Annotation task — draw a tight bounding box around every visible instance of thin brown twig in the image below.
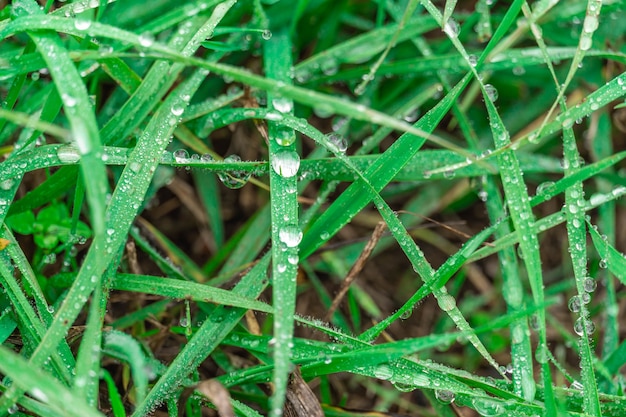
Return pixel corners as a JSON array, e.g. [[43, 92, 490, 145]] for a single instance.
[[324, 222, 386, 322]]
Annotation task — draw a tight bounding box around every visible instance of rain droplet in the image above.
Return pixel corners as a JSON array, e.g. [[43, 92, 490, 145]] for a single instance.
[[573, 317, 595, 336], [173, 149, 189, 163], [443, 18, 460, 38], [484, 84, 498, 102], [583, 278, 597, 293], [57, 145, 81, 163], [568, 296, 581, 313], [200, 153, 214, 163], [138, 32, 155, 47], [271, 150, 300, 178], [275, 127, 295, 147], [272, 97, 292, 113], [171, 105, 184, 116], [278, 224, 302, 248], [74, 18, 91, 31], [62, 93, 77, 107], [472, 397, 503, 416], [217, 155, 251, 189], [435, 389, 455, 404], [373, 364, 393, 380], [437, 294, 456, 312], [326, 133, 348, 153]]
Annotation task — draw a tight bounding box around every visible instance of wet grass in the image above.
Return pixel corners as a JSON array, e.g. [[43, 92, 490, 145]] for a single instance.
[[1, 0, 626, 416]]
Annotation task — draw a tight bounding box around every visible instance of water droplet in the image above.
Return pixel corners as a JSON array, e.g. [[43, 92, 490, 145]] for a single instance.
[[138, 32, 155, 47], [287, 254, 298, 265], [472, 397, 503, 416], [484, 84, 498, 102], [435, 389, 455, 404], [171, 105, 184, 116], [277, 263, 287, 273], [271, 150, 300, 178], [62, 93, 77, 107], [568, 296, 581, 313], [326, 133, 348, 153], [437, 294, 456, 312], [443, 18, 460, 38], [262, 29, 272, 40], [574, 317, 595, 336], [200, 153, 214, 163], [399, 308, 412, 320], [272, 97, 292, 113], [217, 155, 251, 189], [599, 259, 608, 269], [128, 162, 142, 173], [57, 145, 81, 163], [173, 149, 189, 163], [278, 224, 302, 248], [373, 364, 393, 380], [74, 18, 91, 31], [468, 54, 478, 67], [583, 278, 597, 293], [320, 59, 339, 75], [320, 231, 330, 240]]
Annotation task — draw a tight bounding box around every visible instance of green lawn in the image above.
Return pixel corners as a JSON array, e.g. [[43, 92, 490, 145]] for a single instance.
[[1, 0, 626, 416]]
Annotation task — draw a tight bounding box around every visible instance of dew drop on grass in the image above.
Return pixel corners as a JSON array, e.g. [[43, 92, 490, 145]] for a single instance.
[[173, 149, 189, 163], [583, 277, 597, 293], [271, 150, 300, 178], [320, 231, 330, 240], [171, 105, 184, 116], [568, 296, 581, 312], [472, 398, 503, 416], [327, 133, 348, 153], [437, 294, 456, 312], [262, 29, 272, 40], [443, 18, 460, 38], [275, 127, 295, 146], [138, 32, 155, 47], [62, 93, 77, 107], [373, 364, 393, 380], [484, 84, 498, 102], [468, 54, 478, 67], [200, 153, 213, 163], [277, 263, 287, 273], [74, 18, 91, 31], [129, 161, 142, 173], [435, 389, 455, 405], [57, 145, 81, 163], [573, 317, 595, 336], [278, 224, 302, 247], [272, 97, 292, 113], [320, 59, 339, 75]]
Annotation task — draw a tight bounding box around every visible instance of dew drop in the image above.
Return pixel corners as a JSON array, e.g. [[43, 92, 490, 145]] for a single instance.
[[278, 224, 302, 248], [568, 295, 581, 313], [573, 317, 595, 336], [373, 364, 393, 380], [443, 18, 460, 38], [271, 150, 300, 178], [217, 155, 251, 189], [62, 93, 77, 107], [74, 18, 91, 31], [583, 278, 597, 293], [171, 105, 184, 116], [262, 29, 272, 40], [57, 145, 81, 163], [472, 398, 503, 416], [435, 389, 455, 404], [326, 133, 348, 153], [173, 149, 189, 163], [138, 32, 155, 47], [484, 84, 498, 102], [437, 294, 456, 312], [272, 97, 292, 113]]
